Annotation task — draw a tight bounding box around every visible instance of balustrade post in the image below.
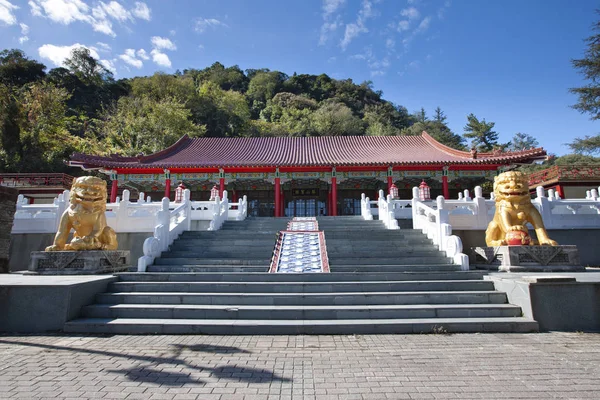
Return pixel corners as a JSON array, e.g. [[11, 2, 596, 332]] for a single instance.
[[184, 189, 192, 231], [591, 189, 599, 201], [534, 186, 552, 229], [411, 187, 420, 229], [158, 197, 171, 251], [473, 186, 487, 229]]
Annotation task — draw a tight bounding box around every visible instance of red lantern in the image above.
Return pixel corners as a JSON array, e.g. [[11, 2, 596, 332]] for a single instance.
[[210, 185, 219, 201], [419, 180, 431, 201], [389, 183, 399, 199], [174, 182, 186, 203]]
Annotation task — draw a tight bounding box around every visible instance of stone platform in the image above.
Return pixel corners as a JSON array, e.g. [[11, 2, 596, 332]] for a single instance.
[[470, 245, 585, 272], [29, 250, 130, 275]]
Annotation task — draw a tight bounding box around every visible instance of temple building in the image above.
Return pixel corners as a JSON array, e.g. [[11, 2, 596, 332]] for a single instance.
[[69, 132, 547, 217], [528, 164, 600, 199]]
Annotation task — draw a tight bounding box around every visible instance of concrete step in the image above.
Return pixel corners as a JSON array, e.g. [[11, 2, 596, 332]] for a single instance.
[[161, 252, 273, 259], [116, 271, 487, 282], [153, 258, 270, 265], [146, 265, 268, 273], [96, 290, 508, 306], [64, 317, 539, 334], [107, 280, 495, 294], [329, 257, 451, 265], [82, 303, 522, 320], [330, 264, 460, 272]]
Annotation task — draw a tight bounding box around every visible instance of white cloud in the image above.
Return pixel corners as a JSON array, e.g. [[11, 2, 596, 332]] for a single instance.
[[194, 17, 227, 33], [100, 58, 116, 74], [401, 7, 420, 20], [31, 0, 91, 25], [29, 0, 145, 37], [319, 18, 340, 46], [438, 0, 451, 19], [131, 1, 150, 20], [99, 1, 131, 22], [397, 20, 410, 31], [136, 49, 149, 60], [38, 43, 100, 67], [322, 0, 345, 18], [119, 48, 143, 68], [151, 36, 176, 50], [169, 29, 176, 36], [0, 0, 19, 25], [92, 18, 115, 36], [18, 22, 29, 43], [29, 0, 42, 17], [340, 0, 377, 50], [96, 42, 111, 52], [385, 38, 395, 50], [416, 16, 431, 33], [151, 49, 171, 68]]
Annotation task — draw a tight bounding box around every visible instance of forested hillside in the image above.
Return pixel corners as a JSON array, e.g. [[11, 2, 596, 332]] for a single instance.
[[6, 47, 593, 174], [0, 47, 473, 173]]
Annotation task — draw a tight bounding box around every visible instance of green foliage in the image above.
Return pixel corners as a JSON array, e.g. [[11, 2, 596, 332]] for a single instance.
[[463, 113, 499, 152], [554, 153, 600, 165], [508, 132, 540, 151], [311, 101, 364, 136], [567, 134, 600, 155], [98, 95, 204, 156], [570, 13, 600, 120], [0, 49, 46, 87]]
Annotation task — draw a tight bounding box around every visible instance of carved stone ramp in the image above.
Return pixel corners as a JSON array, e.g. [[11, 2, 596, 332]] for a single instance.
[[64, 216, 538, 334]]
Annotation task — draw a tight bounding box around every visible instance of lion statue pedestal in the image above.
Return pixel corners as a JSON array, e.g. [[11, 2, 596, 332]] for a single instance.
[[28, 176, 130, 275], [470, 171, 584, 273]]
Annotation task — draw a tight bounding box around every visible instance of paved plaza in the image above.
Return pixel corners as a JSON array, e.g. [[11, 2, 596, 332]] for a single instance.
[[0, 332, 598, 399]]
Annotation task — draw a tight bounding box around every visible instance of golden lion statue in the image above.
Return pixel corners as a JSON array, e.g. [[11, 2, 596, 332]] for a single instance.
[[46, 176, 118, 251], [485, 171, 557, 247]]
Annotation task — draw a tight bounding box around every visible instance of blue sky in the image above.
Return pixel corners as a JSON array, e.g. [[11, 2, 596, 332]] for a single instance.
[[0, 0, 598, 155]]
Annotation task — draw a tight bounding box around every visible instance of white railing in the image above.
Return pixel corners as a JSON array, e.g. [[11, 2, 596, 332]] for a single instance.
[[411, 188, 469, 270], [12, 191, 70, 234], [209, 191, 229, 231], [12, 189, 248, 235], [228, 195, 248, 221], [377, 190, 399, 229], [360, 193, 374, 220], [138, 190, 192, 272]]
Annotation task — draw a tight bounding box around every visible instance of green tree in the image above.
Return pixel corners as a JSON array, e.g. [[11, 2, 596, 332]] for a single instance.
[[311, 101, 364, 136], [508, 132, 540, 151], [197, 81, 250, 137], [567, 134, 600, 155], [570, 13, 600, 120], [99, 95, 204, 156], [463, 113, 499, 152], [0, 49, 46, 87], [64, 47, 112, 85]]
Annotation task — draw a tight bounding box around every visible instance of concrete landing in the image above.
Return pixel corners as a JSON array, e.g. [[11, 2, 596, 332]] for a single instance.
[[485, 270, 600, 332], [0, 273, 116, 333]]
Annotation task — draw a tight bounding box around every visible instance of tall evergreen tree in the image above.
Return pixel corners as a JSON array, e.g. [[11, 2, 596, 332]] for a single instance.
[[463, 113, 499, 152]]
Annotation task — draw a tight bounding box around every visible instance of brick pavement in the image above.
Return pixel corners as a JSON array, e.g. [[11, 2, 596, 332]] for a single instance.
[[0, 332, 598, 399]]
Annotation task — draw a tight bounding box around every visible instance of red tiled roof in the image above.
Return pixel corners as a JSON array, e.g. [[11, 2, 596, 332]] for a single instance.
[[70, 132, 547, 169]]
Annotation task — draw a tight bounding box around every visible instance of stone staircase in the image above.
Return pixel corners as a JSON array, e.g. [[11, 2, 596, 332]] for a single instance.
[[64, 216, 538, 334]]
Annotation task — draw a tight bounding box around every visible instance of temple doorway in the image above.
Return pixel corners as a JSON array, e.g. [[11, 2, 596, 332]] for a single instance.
[[283, 179, 329, 217]]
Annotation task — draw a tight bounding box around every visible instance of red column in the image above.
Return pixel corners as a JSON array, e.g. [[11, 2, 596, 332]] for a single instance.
[[442, 175, 450, 199], [110, 179, 118, 203], [219, 177, 225, 198], [327, 189, 332, 216], [274, 177, 281, 217], [280, 189, 285, 217], [232, 190, 238, 203], [164, 179, 171, 200], [387, 176, 393, 193], [556, 184, 564, 199], [331, 177, 338, 216]]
